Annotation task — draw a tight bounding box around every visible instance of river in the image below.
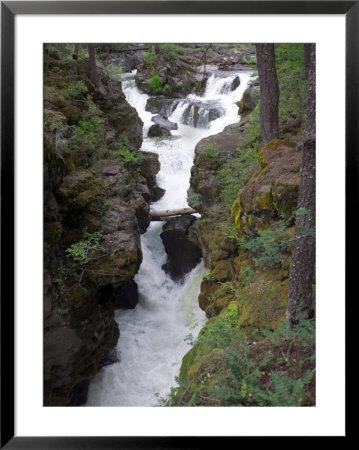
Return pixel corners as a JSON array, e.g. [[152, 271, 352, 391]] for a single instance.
[[86, 69, 252, 406]]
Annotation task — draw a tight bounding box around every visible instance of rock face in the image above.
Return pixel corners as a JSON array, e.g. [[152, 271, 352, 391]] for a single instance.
[[188, 118, 303, 322], [43, 53, 160, 406], [231, 139, 302, 234], [160, 216, 202, 282]]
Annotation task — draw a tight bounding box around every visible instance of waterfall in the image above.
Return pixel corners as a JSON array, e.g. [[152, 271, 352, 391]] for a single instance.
[[85, 68, 252, 406]]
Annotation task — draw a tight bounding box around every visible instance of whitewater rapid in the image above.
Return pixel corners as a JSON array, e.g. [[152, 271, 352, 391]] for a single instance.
[[86, 69, 252, 406]]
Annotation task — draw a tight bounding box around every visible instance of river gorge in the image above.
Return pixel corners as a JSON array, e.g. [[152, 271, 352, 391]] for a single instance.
[[86, 69, 252, 406]]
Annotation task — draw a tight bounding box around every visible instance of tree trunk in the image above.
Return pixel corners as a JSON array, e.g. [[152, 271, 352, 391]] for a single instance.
[[287, 44, 316, 329], [150, 207, 197, 221], [72, 44, 79, 60], [255, 44, 280, 144], [304, 44, 312, 79], [88, 44, 99, 88]]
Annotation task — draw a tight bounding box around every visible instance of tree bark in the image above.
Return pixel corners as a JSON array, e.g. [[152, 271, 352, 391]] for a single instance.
[[287, 44, 316, 329], [88, 44, 99, 88], [304, 44, 312, 80], [255, 44, 280, 144]]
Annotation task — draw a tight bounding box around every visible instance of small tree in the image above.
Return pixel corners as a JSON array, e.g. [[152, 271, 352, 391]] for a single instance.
[[255, 44, 280, 144]]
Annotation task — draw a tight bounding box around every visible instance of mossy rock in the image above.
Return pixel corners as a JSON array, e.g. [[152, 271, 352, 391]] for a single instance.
[[44, 87, 82, 124], [257, 149, 268, 168], [179, 345, 200, 382], [140, 152, 160, 178], [237, 279, 288, 336], [44, 221, 63, 243], [211, 260, 232, 282], [254, 184, 274, 211], [87, 231, 142, 286], [272, 181, 299, 218]]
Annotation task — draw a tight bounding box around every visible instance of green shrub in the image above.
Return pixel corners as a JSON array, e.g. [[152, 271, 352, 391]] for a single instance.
[[144, 45, 157, 66], [199, 143, 223, 169], [106, 63, 123, 81], [275, 44, 307, 121], [72, 115, 104, 148], [66, 80, 88, 99], [187, 187, 202, 209], [111, 136, 143, 165], [160, 43, 185, 60], [149, 71, 163, 93], [65, 230, 103, 265], [240, 220, 291, 268], [162, 84, 173, 96]]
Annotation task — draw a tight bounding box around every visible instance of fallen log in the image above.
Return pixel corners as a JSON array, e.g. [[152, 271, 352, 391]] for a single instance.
[[150, 207, 197, 221]]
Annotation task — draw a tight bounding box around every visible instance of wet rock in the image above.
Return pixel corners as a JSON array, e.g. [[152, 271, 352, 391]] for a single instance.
[[99, 348, 120, 369], [151, 114, 178, 131], [148, 123, 171, 138], [230, 76, 240, 91], [181, 100, 223, 128], [70, 380, 90, 406], [113, 280, 139, 309], [147, 176, 166, 202], [100, 281, 139, 310], [160, 215, 202, 282], [237, 86, 260, 116], [141, 152, 161, 177], [145, 97, 180, 116]]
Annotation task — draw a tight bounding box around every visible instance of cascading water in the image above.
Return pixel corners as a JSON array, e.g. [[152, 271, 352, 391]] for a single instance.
[[86, 69, 252, 406]]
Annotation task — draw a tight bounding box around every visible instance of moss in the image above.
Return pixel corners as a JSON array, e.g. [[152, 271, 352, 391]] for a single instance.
[[272, 181, 299, 218], [254, 185, 274, 211], [265, 138, 297, 151], [257, 166, 270, 177], [237, 279, 288, 337], [265, 139, 280, 150], [257, 149, 268, 168], [180, 345, 199, 382], [247, 214, 256, 229], [211, 260, 232, 282], [231, 198, 243, 232], [44, 134, 65, 169]]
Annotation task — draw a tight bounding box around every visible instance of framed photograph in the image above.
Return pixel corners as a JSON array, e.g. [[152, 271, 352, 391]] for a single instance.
[[1, 1, 352, 447]]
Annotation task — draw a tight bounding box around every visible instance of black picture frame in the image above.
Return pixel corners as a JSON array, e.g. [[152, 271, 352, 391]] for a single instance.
[[1, 1, 353, 447]]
